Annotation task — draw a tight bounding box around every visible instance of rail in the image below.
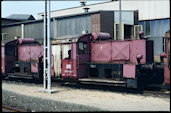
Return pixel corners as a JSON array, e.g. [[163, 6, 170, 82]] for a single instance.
[[2, 105, 27, 112]]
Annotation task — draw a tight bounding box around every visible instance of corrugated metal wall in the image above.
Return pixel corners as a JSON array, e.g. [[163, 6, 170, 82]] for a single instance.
[[56, 15, 91, 38], [1, 25, 21, 41], [24, 21, 44, 44], [100, 11, 114, 39], [139, 18, 170, 58], [114, 11, 134, 25], [91, 13, 101, 33], [91, 11, 114, 39], [2, 11, 135, 43]]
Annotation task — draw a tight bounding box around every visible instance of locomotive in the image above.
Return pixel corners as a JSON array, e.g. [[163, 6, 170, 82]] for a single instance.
[[59, 32, 164, 89], [163, 30, 170, 89], [1, 31, 169, 90], [2, 38, 44, 80]]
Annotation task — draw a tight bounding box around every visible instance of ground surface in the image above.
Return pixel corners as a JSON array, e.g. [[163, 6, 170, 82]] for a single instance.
[[2, 80, 170, 112]]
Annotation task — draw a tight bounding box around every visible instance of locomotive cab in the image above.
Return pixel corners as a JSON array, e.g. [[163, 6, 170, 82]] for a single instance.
[[5, 38, 43, 80], [60, 33, 92, 79], [163, 30, 170, 89]]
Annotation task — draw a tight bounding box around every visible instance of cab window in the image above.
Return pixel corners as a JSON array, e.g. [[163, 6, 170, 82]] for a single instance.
[[78, 41, 87, 54], [5, 45, 15, 56]]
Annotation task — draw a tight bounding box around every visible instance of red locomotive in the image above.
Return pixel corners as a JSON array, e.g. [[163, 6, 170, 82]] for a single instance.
[[2, 38, 44, 80], [2, 31, 169, 90], [59, 32, 164, 89], [163, 30, 170, 89]]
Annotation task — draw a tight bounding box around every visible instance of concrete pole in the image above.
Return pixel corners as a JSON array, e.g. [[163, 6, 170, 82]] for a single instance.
[[47, 0, 51, 90], [119, 0, 122, 40], [43, 0, 47, 89]]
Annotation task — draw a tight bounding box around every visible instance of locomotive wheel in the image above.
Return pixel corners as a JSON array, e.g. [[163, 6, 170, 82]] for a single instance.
[[2, 74, 7, 80], [33, 78, 43, 84], [137, 75, 144, 91], [33, 74, 43, 84]]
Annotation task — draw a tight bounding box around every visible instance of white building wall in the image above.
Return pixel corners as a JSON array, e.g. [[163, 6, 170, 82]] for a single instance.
[[37, 0, 170, 21]]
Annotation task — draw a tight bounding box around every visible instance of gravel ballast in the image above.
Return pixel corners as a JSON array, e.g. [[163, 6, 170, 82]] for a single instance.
[[2, 90, 102, 112], [2, 80, 170, 111]]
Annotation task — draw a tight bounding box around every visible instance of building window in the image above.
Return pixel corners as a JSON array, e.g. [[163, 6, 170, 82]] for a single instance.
[[114, 22, 124, 40], [78, 41, 87, 54], [145, 21, 151, 37], [115, 23, 119, 40], [134, 25, 143, 39], [2, 33, 7, 40], [124, 25, 134, 40], [163, 37, 166, 53]]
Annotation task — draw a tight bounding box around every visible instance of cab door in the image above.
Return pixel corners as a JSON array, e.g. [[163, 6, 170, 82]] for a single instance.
[[77, 36, 91, 78]]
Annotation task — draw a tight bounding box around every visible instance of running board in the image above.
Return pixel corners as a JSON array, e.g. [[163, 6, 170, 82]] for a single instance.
[[7, 73, 33, 79], [79, 78, 126, 86]]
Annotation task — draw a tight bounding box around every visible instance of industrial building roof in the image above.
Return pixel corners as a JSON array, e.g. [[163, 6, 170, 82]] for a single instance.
[[6, 14, 35, 21], [2, 10, 136, 27], [1, 10, 106, 27], [37, 0, 170, 21]]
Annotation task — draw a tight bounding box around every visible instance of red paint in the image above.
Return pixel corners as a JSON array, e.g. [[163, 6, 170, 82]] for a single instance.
[[61, 59, 77, 78], [129, 40, 146, 64], [91, 41, 111, 62], [112, 41, 130, 61], [1, 46, 5, 74], [18, 45, 43, 62], [31, 62, 38, 73], [71, 43, 77, 59], [92, 32, 111, 40], [77, 35, 91, 78], [164, 33, 170, 85], [18, 38, 35, 44], [91, 40, 147, 64], [123, 64, 136, 78], [61, 34, 91, 78], [164, 65, 170, 85]]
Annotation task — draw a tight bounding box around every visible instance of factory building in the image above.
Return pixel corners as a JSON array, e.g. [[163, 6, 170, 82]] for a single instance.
[[1, 0, 170, 61], [1, 10, 138, 43]]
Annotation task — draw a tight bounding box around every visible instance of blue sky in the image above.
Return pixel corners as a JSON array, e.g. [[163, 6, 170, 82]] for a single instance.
[[2, 1, 107, 19]]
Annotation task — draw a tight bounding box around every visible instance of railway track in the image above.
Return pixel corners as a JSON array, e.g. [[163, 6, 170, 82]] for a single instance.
[[143, 87, 170, 97], [2, 105, 27, 112], [143, 90, 170, 96], [2, 78, 170, 98], [51, 80, 170, 97]]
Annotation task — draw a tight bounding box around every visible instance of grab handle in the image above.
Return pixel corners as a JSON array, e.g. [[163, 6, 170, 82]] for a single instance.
[[77, 55, 79, 68]]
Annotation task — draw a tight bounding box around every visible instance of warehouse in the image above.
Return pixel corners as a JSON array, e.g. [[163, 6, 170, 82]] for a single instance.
[[1, 10, 138, 43]]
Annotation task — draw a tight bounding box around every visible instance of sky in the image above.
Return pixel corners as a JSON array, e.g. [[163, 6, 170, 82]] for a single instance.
[[1, 0, 108, 19]]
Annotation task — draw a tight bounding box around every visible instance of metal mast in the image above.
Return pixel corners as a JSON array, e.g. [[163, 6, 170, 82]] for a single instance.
[[47, 0, 51, 90], [119, 0, 122, 40], [43, 0, 47, 90], [41, 0, 56, 93]]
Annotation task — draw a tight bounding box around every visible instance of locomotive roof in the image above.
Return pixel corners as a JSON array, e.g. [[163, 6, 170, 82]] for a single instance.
[[5, 38, 41, 46], [51, 33, 91, 44]]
